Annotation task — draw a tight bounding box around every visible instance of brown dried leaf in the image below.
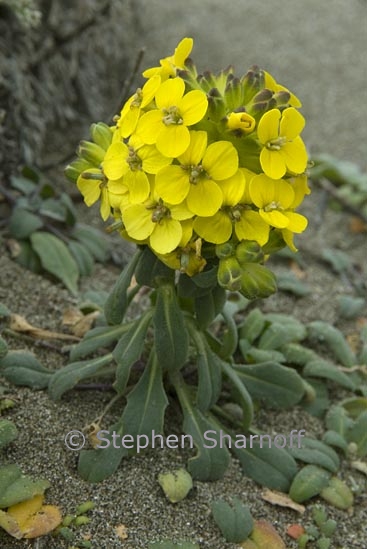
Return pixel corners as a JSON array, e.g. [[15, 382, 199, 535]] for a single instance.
[[290, 261, 307, 279], [71, 311, 100, 338], [0, 509, 23, 539], [62, 307, 84, 326], [2, 495, 62, 539], [261, 489, 305, 514], [350, 460, 367, 476], [286, 523, 305, 540], [9, 314, 79, 341], [349, 217, 367, 234], [115, 523, 128, 540]]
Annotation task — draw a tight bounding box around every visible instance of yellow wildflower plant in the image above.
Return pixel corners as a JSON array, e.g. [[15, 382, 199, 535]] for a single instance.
[[69, 36, 310, 290]]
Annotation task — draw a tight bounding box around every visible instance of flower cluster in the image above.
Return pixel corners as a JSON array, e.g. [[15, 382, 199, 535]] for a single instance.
[[66, 38, 310, 296]]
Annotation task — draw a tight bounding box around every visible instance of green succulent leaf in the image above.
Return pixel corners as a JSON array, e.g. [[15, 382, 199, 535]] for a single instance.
[[238, 308, 266, 344], [287, 437, 340, 473], [0, 420, 18, 450], [0, 351, 52, 389], [307, 321, 356, 367], [346, 410, 367, 457], [289, 465, 331, 503], [30, 231, 79, 294], [71, 224, 110, 262], [9, 208, 43, 239], [68, 240, 95, 277], [70, 323, 132, 361], [303, 359, 356, 390], [0, 465, 50, 508], [211, 497, 253, 543]]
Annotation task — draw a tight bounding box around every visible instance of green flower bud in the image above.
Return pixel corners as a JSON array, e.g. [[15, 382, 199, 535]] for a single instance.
[[217, 257, 242, 291], [90, 122, 113, 151], [224, 76, 245, 111], [76, 500, 95, 515], [64, 157, 92, 182], [235, 240, 264, 265], [248, 88, 277, 113], [239, 263, 277, 299], [274, 90, 291, 106], [78, 140, 106, 167], [241, 65, 265, 105], [215, 242, 235, 259], [261, 229, 286, 254], [207, 87, 226, 120]]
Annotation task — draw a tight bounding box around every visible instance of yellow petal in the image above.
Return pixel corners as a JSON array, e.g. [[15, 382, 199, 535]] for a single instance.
[[155, 77, 185, 109], [77, 172, 101, 206], [123, 170, 150, 204], [279, 107, 305, 139], [156, 124, 190, 157], [178, 131, 207, 166], [173, 37, 194, 67], [102, 142, 129, 180], [220, 170, 246, 206], [284, 211, 308, 233], [257, 109, 281, 144], [282, 228, 298, 251], [260, 147, 287, 179], [193, 212, 232, 244], [150, 218, 182, 254], [100, 188, 111, 221], [136, 110, 163, 144], [179, 219, 193, 246], [235, 210, 270, 246], [260, 209, 289, 228], [202, 141, 238, 180], [289, 174, 311, 208], [281, 137, 308, 174], [186, 179, 223, 216], [179, 90, 208, 126], [155, 165, 190, 204], [141, 75, 162, 107], [140, 145, 173, 174], [169, 202, 194, 221], [249, 174, 277, 208], [123, 204, 155, 240]]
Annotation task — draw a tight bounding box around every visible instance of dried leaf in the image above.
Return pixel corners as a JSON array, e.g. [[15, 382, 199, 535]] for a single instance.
[[9, 314, 79, 341], [286, 524, 305, 540], [62, 308, 84, 326], [240, 520, 286, 548], [0, 495, 62, 539], [350, 460, 367, 476], [290, 261, 307, 279], [261, 489, 305, 514], [349, 217, 367, 234], [115, 523, 128, 540]]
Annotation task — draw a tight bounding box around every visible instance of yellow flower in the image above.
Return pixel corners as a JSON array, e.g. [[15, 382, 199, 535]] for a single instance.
[[77, 168, 123, 221], [155, 131, 241, 216], [143, 37, 193, 80], [102, 137, 171, 204], [264, 71, 302, 108], [227, 111, 256, 134], [122, 196, 193, 255], [136, 78, 208, 157], [249, 173, 308, 233], [117, 75, 161, 138], [257, 107, 308, 179]]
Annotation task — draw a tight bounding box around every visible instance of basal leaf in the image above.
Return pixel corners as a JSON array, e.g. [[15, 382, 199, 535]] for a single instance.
[[71, 224, 110, 262], [307, 321, 356, 367], [153, 283, 189, 371], [303, 359, 355, 390], [0, 351, 52, 389], [70, 323, 132, 361], [113, 312, 152, 394], [0, 473, 49, 509], [0, 420, 18, 450], [234, 362, 305, 408], [9, 208, 43, 239], [30, 232, 79, 294], [289, 465, 331, 503], [68, 241, 94, 277]]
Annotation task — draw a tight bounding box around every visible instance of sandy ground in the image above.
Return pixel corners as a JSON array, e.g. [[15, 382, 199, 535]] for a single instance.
[[1, 0, 367, 548]]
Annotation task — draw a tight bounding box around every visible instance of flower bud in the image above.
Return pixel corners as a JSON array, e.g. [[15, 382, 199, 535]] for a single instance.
[[215, 242, 235, 259], [78, 140, 106, 167], [225, 76, 245, 111], [90, 122, 113, 151], [241, 65, 265, 104], [217, 257, 242, 291], [64, 157, 92, 182], [226, 111, 256, 135], [239, 263, 277, 299], [235, 240, 264, 265]]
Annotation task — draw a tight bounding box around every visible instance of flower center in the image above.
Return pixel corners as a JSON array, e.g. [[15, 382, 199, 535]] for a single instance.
[[126, 147, 142, 171], [162, 106, 183, 126], [266, 136, 287, 151], [264, 200, 282, 212], [150, 200, 171, 223]]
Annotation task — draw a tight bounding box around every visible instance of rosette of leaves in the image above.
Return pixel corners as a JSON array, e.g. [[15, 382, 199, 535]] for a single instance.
[[5, 166, 111, 294]]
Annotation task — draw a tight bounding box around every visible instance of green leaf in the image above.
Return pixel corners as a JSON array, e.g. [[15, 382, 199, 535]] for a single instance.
[[341, 397, 367, 419], [233, 442, 298, 492], [10, 175, 37, 194], [68, 241, 94, 277], [337, 296, 366, 319], [0, 419, 18, 450], [9, 208, 43, 239], [263, 314, 307, 340], [320, 477, 354, 510], [78, 419, 127, 482], [325, 405, 354, 436], [72, 224, 110, 262], [0, 304, 10, 318], [276, 273, 311, 297], [259, 321, 306, 350], [234, 362, 305, 408], [39, 197, 67, 222], [113, 312, 152, 394], [191, 265, 218, 288], [135, 246, 174, 287], [30, 231, 79, 294], [104, 249, 142, 325], [239, 308, 266, 343], [322, 430, 348, 453], [194, 285, 226, 329], [241, 346, 285, 364], [220, 361, 254, 431], [280, 343, 318, 366], [0, 465, 50, 508], [303, 359, 356, 390], [153, 283, 189, 371], [14, 241, 42, 273], [301, 380, 330, 418], [178, 274, 213, 298], [289, 465, 331, 503], [195, 339, 222, 412], [0, 336, 8, 359], [70, 323, 131, 361], [48, 354, 113, 400], [287, 437, 340, 473], [122, 353, 168, 443], [0, 351, 52, 389], [307, 321, 356, 367], [346, 410, 367, 457], [321, 248, 352, 274], [211, 498, 253, 543]]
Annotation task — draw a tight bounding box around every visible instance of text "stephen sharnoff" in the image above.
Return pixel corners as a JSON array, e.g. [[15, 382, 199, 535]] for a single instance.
[[95, 429, 306, 453]]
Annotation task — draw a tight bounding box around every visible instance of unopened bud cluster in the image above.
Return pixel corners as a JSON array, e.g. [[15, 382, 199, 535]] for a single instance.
[[66, 38, 310, 298]]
